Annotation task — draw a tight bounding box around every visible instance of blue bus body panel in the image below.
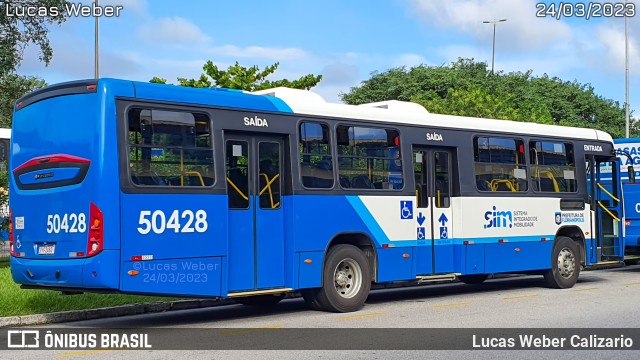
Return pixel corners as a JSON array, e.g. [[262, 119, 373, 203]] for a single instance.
[[227, 198, 254, 292], [255, 199, 285, 289], [377, 247, 413, 282], [622, 184, 640, 250], [10, 79, 135, 289], [120, 257, 223, 297], [614, 138, 640, 253], [465, 245, 485, 274], [118, 194, 227, 295], [10, 93, 102, 260], [484, 241, 553, 273], [415, 246, 433, 275]]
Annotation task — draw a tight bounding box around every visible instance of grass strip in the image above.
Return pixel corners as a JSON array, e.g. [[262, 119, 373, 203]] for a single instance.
[[0, 266, 178, 317]]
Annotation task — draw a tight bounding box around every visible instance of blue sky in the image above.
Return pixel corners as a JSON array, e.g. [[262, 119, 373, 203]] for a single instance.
[[17, 0, 640, 114]]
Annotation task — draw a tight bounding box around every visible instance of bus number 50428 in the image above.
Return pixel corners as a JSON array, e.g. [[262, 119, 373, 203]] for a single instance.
[[46, 213, 87, 234], [137, 210, 208, 235]]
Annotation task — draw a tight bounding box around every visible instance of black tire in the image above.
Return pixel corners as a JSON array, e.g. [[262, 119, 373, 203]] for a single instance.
[[458, 274, 489, 284], [301, 289, 323, 311], [235, 294, 284, 307], [305, 244, 372, 313], [544, 236, 580, 289]]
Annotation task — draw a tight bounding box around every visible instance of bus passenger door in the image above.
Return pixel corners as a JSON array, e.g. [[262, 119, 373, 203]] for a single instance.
[[225, 134, 286, 292], [413, 147, 455, 274], [590, 156, 625, 262]]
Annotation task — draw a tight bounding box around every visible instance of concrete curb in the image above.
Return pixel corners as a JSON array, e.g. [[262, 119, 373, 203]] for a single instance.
[[0, 299, 235, 328]]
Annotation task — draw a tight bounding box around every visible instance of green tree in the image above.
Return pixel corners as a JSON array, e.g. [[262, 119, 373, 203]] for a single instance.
[[341, 58, 634, 138], [0, 0, 71, 76], [0, 1, 70, 232], [0, 74, 46, 127], [152, 61, 322, 91]]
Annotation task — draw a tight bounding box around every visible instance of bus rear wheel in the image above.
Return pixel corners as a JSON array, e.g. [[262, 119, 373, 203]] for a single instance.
[[544, 236, 580, 289], [458, 274, 488, 284], [235, 294, 284, 307], [304, 244, 371, 313]]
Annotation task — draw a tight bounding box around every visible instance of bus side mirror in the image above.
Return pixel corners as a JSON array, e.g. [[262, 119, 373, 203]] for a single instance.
[[628, 166, 636, 183]]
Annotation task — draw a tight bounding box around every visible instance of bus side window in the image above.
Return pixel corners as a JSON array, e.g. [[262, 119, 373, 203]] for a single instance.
[[473, 137, 527, 192], [299, 122, 334, 189], [336, 125, 403, 190], [127, 109, 214, 188], [529, 141, 576, 193]]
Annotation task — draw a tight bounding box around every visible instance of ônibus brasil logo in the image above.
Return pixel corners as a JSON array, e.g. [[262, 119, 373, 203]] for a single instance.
[[484, 206, 513, 229]]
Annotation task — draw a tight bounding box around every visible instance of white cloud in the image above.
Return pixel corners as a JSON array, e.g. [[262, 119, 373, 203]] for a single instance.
[[393, 53, 428, 68], [408, 0, 572, 52], [19, 40, 140, 79], [595, 26, 640, 74], [137, 17, 211, 45], [208, 45, 308, 60], [320, 62, 360, 86]]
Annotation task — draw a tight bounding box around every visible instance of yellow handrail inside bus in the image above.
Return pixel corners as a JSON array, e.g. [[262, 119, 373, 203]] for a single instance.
[[185, 171, 205, 186], [259, 173, 281, 209], [597, 183, 620, 202], [598, 201, 620, 221], [490, 179, 516, 192], [226, 178, 248, 201], [538, 170, 559, 192]]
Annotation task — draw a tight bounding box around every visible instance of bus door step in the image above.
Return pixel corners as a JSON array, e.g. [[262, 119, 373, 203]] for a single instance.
[[416, 274, 457, 284]]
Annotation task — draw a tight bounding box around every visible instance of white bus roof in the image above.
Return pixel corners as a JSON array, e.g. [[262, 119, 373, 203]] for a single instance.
[[252, 88, 612, 142]]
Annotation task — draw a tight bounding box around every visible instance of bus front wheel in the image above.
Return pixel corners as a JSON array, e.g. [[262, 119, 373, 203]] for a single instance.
[[544, 236, 580, 289], [304, 244, 371, 313]]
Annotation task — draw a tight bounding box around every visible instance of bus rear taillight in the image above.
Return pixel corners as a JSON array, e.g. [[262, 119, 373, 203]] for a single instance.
[[8, 208, 14, 256], [87, 202, 104, 257]]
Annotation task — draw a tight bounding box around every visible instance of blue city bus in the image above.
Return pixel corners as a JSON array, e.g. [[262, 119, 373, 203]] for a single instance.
[[613, 138, 640, 259], [9, 79, 626, 312]]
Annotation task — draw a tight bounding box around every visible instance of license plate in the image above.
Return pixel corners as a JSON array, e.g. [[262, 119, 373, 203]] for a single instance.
[[38, 244, 55, 255]]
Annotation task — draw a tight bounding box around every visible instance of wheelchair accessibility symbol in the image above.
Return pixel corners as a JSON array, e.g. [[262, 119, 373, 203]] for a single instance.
[[440, 227, 448, 239], [400, 201, 413, 220], [417, 227, 426, 240]]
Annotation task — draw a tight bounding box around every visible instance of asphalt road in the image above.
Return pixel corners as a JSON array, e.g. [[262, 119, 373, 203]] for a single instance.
[[4, 265, 640, 359]]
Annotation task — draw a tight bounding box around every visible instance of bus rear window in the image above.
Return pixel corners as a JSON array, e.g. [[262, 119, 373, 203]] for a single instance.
[[128, 109, 214, 187]]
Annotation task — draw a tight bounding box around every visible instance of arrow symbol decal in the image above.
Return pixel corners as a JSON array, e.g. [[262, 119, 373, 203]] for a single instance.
[[417, 212, 426, 226], [438, 213, 448, 226]]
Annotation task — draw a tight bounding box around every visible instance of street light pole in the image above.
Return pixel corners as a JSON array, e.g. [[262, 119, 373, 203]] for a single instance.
[[94, 0, 100, 79], [625, 4, 630, 138], [483, 19, 507, 75]]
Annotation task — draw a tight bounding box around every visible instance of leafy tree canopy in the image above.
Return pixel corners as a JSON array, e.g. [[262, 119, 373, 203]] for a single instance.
[[151, 61, 322, 91], [0, 74, 46, 127], [0, 0, 71, 76], [341, 58, 634, 138]]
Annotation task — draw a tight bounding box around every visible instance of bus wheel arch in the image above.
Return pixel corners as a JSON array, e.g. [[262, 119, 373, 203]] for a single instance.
[[302, 233, 376, 312], [555, 226, 586, 266], [324, 232, 377, 283]]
